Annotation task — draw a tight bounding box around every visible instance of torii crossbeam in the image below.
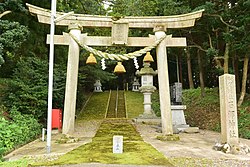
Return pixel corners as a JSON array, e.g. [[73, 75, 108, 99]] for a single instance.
[[26, 3, 204, 136]]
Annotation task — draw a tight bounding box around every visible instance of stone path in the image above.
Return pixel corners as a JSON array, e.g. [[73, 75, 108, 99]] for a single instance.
[[135, 123, 250, 166], [3, 119, 250, 167]]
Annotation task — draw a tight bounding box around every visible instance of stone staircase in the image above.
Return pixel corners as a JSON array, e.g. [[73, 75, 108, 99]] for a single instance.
[[106, 90, 126, 118]]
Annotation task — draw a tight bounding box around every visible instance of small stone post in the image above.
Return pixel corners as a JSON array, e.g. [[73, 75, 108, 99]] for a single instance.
[[62, 24, 81, 134], [219, 74, 239, 145]]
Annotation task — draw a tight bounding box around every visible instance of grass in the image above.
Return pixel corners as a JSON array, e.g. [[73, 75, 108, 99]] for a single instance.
[[77, 91, 110, 120], [125, 91, 144, 118], [33, 119, 173, 166], [0, 158, 32, 167]]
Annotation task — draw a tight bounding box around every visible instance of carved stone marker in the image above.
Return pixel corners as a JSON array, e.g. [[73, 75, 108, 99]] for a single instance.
[[170, 82, 182, 105], [113, 135, 123, 153], [219, 74, 239, 145]]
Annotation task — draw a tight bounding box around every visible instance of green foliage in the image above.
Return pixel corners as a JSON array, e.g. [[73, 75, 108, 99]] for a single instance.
[[152, 91, 160, 117], [0, 107, 41, 160], [0, 0, 26, 13], [57, 0, 106, 14], [238, 97, 250, 139], [182, 88, 250, 139], [0, 158, 31, 167], [125, 91, 144, 118], [0, 20, 29, 66], [2, 57, 66, 120], [78, 63, 116, 91], [206, 48, 218, 57], [183, 87, 220, 106], [156, 0, 191, 15], [238, 109, 250, 139]]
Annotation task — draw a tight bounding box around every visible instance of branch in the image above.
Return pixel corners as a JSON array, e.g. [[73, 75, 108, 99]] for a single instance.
[[0, 11, 11, 18], [188, 41, 207, 52], [208, 33, 213, 49], [205, 13, 238, 30]]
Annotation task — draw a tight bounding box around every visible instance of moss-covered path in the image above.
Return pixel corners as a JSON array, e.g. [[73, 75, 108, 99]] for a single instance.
[[36, 119, 173, 166]]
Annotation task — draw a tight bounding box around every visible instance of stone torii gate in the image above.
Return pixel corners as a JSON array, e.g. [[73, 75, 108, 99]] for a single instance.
[[27, 3, 204, 135]]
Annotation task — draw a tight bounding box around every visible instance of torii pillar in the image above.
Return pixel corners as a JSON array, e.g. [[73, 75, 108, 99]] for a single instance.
[[155, 26, 173, 135], [62, 24, 81, 134]]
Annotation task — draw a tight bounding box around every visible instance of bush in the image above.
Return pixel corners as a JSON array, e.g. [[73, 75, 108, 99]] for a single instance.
[[0, 107, 41, 160], [2, 57, 66, 120], [238, 109, 250, 139]]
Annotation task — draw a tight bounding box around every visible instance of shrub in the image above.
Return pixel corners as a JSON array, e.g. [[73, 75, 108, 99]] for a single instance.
[[0, 107, 41, 160], [2, 57, 66, 120]]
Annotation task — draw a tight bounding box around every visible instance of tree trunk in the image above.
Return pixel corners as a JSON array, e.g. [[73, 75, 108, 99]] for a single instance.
[[223, 27, 230, 74], [178, 53, 183, 84], [186, 48, 194, 89], [232, 53, 240, 93], [237, 56, 249, 107], [197, 49, 205, 97], [223, 43, 230, 74]]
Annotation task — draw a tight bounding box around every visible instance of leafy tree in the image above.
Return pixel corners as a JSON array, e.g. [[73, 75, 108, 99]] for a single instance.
[[0, 0, 29, 66], [57, 0, 106, 14], [2, 57, 66, 120]]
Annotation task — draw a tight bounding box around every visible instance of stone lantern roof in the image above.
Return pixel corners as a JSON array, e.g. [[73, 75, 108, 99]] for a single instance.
[[136, 62, 157, 76]]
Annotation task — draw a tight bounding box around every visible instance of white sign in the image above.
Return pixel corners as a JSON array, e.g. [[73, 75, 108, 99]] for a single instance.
[[113, 135, 123, 153]]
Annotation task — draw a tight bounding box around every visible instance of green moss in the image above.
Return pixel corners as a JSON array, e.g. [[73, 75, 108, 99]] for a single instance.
[[55, 134, 79, 144], [125, 91, 144, 118], [0, 158, 33, 167], [33, 119, 173, 166], [78, 92, 109, 120]]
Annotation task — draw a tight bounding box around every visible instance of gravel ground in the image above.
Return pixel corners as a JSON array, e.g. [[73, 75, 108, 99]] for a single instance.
[[134, 122, 250, 167]]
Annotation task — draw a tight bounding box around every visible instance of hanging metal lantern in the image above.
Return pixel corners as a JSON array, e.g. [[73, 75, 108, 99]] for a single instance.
[[143, 52, 154, 63], [114, 62, 126, 73], [86, 53, 97, 64]]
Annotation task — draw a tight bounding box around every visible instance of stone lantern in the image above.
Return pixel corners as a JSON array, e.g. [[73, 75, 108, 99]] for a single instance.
[[136, 52, 157, 117], [132, 77, 140, 91], [93, 80, 103, 92]]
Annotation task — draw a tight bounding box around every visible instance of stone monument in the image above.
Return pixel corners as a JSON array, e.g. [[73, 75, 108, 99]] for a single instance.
[[170, 82, 182, 105], [170, 82, 189, 132], [219, 74, 239, 145]]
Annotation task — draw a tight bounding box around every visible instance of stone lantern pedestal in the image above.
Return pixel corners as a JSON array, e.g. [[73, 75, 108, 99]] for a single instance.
[[139, 86, 156, 117]]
